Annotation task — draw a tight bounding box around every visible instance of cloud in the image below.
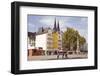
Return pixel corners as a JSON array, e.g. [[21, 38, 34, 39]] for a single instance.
[[39, 16, 68, 30], [28, 23, 37, 32], [39, 16, 55, 28]]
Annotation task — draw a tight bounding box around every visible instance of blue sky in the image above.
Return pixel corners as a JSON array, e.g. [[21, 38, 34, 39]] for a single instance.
[[28, 15, 88, 42]]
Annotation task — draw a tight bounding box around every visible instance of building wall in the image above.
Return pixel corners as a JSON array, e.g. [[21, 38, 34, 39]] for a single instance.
[[29, 29, 62, 52], [52, 32, 62, 50], [52, 32, 59, 49], [47, 30, 53, 50], [36, 33, 47, 50], [58, 33, 62, 49], [80, 43, 88, 51], [28, 37, 35, 49]]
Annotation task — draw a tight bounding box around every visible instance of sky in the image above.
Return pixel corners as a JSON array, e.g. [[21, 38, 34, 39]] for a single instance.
[[27, 15, 88, 42]]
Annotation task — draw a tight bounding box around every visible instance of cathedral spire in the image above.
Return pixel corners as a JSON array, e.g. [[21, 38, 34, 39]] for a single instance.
[[57, 20, 60, 31], [53, 18, 57, 32]]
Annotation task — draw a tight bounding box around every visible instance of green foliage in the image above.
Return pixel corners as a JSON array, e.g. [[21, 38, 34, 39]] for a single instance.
[[62, 27, 86, 50]]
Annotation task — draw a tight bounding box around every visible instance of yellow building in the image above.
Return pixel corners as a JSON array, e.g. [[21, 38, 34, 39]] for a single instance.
[[52, 32, 59, 49], [52, 19, 62, 50]]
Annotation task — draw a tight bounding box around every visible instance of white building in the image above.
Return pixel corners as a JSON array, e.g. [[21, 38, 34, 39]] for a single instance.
[[35, 28, 53, 55], [36, 33, 47, 50]]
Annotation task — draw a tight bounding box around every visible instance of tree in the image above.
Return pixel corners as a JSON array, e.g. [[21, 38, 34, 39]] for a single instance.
[[62, 27, 86, 51]]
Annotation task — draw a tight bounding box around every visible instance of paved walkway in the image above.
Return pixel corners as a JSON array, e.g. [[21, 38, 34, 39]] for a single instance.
[[28, 53, 87, 61]]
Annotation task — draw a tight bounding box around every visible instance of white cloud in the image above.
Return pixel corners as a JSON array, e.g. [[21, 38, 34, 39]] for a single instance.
[[28, 23, 37, 32], [39, 16, 55, 28], [39, 16, 70, 29]]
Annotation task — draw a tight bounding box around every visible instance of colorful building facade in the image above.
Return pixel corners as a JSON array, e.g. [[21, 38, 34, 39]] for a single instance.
[[28, 19, 62, 55]]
